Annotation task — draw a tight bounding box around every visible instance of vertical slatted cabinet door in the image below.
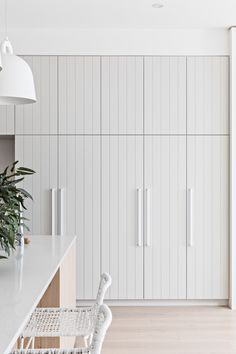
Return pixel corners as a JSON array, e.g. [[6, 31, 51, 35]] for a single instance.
[[101, 57, 143, 134], [187, 136, 229, 299], [58, 136, 101, 300], [101, 136, 143, 299], [15, 56, 58, 134], [58, 57, 100, 134], [144, 136, 186, 299], [15, 136, 58, 235], [187, 57, 229, 134], [144, 57, 186, 134], [0, 106, 14, 134]]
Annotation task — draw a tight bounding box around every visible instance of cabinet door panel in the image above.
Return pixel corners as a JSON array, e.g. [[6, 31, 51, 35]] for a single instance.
[[101, 136, 143, 299], [15, 56, 58, 134], [187, 136, 229, 299], [15, 135, 58, 235], [144, 136, 186, 299], [59, 57, 100, 134], [144, 57, 186, 134], [0, 106, 14, 135], [187, 57, 229, 134], [101, 57, 143, 134], [58, 136, 101, 300]]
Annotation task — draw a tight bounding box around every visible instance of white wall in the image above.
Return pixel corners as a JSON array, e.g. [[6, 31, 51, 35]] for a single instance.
[[0, 28, 229, 56], [0, 137, 14, 173]]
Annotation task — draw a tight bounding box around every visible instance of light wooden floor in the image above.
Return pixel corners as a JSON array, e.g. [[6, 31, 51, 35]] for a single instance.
[[101, 307, 236, 354]]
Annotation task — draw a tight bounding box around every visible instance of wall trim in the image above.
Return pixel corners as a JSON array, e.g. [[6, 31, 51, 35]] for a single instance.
[[77, 300, 229, 307]]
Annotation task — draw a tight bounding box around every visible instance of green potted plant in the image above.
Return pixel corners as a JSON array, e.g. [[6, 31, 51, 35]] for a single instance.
[[0, 161, 35, 259]]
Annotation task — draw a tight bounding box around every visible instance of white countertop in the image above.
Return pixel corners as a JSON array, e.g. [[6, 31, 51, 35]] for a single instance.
[[0, 235, 76, 354]]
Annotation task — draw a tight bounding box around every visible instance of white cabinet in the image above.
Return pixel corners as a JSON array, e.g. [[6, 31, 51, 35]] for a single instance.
[[15, 56, 58, 135], [101, 57, 143, 134], [101, 136, 144, 299], [144, 57, 186, 134], [59, 57, 100, 134], [0, 106, 14, 135], [187, 57, 229, 134], [58, 136, 101, 300], [15, 135, 58, 234], [144, 136, 186, 299], [187, 136, 229, 299]]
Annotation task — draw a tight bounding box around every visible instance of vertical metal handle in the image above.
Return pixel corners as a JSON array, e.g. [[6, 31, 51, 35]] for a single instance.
[[51, 189, 56, 236], [137, 188, 142, 247], [58, 188, 64, 236], [187, 188, 193, 247], [145, 188, 151, 247]]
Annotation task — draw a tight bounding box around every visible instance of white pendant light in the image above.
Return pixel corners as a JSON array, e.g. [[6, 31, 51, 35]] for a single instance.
[[0, 0, 36, 105], [0, 38, 36, 104]]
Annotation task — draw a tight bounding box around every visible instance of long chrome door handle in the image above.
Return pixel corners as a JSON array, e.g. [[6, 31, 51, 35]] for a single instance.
[[145, 188, 151, 247], [137, 188, 143, 247], [51, 188, 56, 235], [187, 188, 193, 247]]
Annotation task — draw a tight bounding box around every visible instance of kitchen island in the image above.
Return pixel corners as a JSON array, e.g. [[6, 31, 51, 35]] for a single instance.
[[0, 235, 76, 354]]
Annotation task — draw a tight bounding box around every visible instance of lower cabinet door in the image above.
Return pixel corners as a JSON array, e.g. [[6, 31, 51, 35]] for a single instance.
[[15, 135, 58, 235], [101, 136, 144, 299], [58, 136, 101, 300], [187, 136, 229, 299], [144, 136, 187, 299]]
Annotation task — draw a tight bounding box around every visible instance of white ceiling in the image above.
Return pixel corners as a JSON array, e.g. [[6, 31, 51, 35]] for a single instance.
[[3, 0, 236, 29]]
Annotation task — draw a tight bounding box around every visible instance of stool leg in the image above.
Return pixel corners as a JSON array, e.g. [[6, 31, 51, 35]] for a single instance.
[[84, 336, 89, 347], [20, 336, 24, 349]]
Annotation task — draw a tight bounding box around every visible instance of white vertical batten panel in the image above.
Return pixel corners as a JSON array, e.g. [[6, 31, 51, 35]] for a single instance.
[[144, 57, 186, 134], [101, 57, 143, 134], [58, 136, 101, 300], [144, 136, 186, 299], [187, 136, 229, 299], [101, 136, 143, 299], [0, 106, 14, 135], [15, 56, 58, 135], [230, 28, 236, 309], [15, 135, 58, 235], [187, 56, 229, 134], [58, 57, 100, 134]]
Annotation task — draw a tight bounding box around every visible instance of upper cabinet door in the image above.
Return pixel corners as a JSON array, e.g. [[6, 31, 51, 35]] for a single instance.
[[144, 57, 186, 135], [0, 106, 14, 135], [15, 56, 58, 135], [15, 135, 58, 235], [101, 136, 144, 299], [144, 136, 187, 299], [187, 57, 229, 134], [58, 57, 100, 134], [101, 57, 143, 134], [187, 136, 229, 299]]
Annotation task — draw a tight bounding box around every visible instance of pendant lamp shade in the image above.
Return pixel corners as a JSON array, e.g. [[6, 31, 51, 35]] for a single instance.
[[0, 39, 36, 105]]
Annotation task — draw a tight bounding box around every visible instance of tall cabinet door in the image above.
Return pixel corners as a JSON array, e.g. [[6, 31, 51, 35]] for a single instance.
[[187, 136, 229, 299], [15, 135, 58, 235], [144, 136, 187, 299], [15, 57, 58, 135], [58, 136, 101, 300], [101, 136, 143, 299]]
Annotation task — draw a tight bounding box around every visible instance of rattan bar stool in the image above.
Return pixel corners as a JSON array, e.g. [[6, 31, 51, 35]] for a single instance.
[[11, 304, 112, 354], [20, 273, 112, 350]]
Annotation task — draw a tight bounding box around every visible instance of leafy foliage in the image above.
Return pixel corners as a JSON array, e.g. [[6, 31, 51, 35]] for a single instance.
[[0, 161, 35, 258]]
